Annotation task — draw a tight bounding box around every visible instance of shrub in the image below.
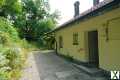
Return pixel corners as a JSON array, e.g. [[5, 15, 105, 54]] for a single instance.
[[0, 47, 24, 80], [0, 17, 28, 79], [3, 48, 22, 69], [0, 17, 19, 42], [0, 52, 9, 67], [0, 32, 11, 46], [0, 47, 11, 80]]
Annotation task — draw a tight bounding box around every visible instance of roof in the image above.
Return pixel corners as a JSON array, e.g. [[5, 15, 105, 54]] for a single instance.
[[51, 0, 120, 33]]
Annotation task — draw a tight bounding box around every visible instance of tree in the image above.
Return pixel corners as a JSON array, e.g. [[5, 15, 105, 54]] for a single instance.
[[0, 0, 22, 18], [0, 0, 59, 47], [14, 0, 59, 42]]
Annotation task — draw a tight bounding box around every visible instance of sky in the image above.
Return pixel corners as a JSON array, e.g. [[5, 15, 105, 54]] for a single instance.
[[49, 0, 104, 25]]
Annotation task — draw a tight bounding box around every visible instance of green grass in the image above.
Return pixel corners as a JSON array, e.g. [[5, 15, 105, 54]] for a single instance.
[[0, 17, 31, 80]]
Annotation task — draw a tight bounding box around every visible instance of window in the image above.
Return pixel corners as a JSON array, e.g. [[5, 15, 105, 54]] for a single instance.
[[73, 33, 79, 45], [59, 36, 63, 48]]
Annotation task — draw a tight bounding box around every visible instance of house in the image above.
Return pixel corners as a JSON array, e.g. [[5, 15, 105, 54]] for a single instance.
[[50, 0, 120, 72]]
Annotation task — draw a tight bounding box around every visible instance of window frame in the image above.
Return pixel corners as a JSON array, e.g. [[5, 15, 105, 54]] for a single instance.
[[59, 36, 63, 48], [73, 33, 79, 45]]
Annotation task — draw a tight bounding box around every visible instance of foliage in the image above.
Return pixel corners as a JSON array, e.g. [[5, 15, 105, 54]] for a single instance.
[[0, 0, 59, 48], [0, 47, 24, 80], [0, 0, 22, 17], [0, 0, 59, 46], [0, 17, 29, 80], [3, 48, 22, 69], [0, 17, 19, 42], [0, 32, 10, 46], [14, 0, 59, 46], [0, 0, 59, 79], [35, 18, 55, 38]]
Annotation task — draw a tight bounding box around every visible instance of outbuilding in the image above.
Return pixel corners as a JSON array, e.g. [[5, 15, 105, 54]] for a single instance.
[[51, 0, 120, 71]]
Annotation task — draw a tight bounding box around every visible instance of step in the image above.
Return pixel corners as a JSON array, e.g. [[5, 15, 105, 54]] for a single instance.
[[72, 63, 105, 77]]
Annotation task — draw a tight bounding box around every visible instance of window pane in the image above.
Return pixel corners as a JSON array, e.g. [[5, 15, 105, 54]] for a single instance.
[[59, 36, 63, 48], [73, 33, 78, 45]]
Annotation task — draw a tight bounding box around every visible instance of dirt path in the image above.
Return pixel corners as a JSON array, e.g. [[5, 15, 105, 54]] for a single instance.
[[20, 52, 40, 80]]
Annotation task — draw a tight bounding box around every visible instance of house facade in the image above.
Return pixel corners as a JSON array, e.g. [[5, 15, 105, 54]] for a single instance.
[[52, 0, 120, 71]]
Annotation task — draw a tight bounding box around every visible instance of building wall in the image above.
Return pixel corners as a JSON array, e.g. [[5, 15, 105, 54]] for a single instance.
[[55, 7, 120, 71]]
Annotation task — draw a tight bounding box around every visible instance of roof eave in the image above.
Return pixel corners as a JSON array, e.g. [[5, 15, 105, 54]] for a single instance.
[[51, 0, 120, 33]]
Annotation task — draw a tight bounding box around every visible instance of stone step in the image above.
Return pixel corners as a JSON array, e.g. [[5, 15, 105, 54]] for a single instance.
[[72, 63, 105, 77]]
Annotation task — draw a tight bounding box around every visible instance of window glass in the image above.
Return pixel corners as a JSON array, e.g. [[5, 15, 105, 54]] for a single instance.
[[73, 33, 79, 45], [59, 36, 63, 48]]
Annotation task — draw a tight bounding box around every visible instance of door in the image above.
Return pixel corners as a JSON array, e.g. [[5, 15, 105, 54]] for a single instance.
[[88, 31, 99, 67]]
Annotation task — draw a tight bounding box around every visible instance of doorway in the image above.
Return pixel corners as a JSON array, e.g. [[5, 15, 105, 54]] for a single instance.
[[88, 30, 99, 67]]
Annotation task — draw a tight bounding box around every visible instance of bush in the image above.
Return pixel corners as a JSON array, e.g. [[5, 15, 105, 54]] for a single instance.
[[0, 17, 29, 80], [0, 17, 19, 42], [0, 47, 11, 80], [3, 48, 22, 69], [0, 32, 11, 46], [0, 47, 24, 80]]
